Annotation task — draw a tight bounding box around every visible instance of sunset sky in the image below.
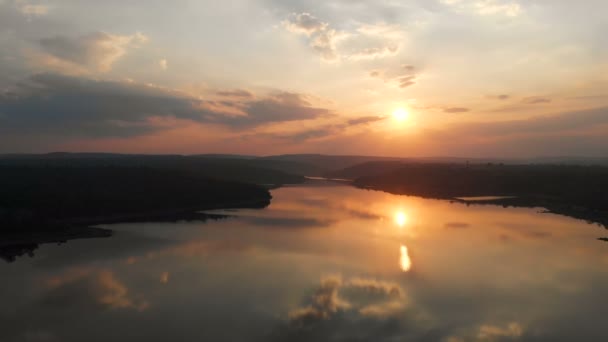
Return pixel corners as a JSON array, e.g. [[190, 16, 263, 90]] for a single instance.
[[0, 0, 607, 157]]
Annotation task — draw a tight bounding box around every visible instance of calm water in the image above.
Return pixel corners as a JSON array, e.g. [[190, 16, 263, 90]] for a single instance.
[[1, 181, 607, 342]]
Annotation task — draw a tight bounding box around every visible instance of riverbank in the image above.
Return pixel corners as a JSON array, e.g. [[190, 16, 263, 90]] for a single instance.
[[350, 164, 608, 229]]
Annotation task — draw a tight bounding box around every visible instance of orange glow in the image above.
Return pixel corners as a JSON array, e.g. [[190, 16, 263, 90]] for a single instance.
[[392, 108, 409, 122], [395, 211, 408, 227]]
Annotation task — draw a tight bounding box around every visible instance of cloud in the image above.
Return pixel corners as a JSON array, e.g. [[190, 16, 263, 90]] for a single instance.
[[347, 45, 399, 60], [246, 114, 384, 144], [265, 274, 423, 342], [42, 268, 149, 312], [444, 107, 470, 113], [398, 75, 416, 88], [216, 89, 254, 98], [487, 94, 511, 100], [0, 74, 331, 143], [287, 275, 406, 326], [370, 64, 419, 89], [475, 1, 521, 17], [289, 275, 350, 325], [283, 12, 342, 61], [283, 13, 404, 62], [15, 0, 49, 18], [345, 277, 403, 299], [36, 31, 148, 73], [522, 96, 551, 104], [241, 92, 331, 127], [289, 276, 404, 326], [442, 0, 522, 17], [159, 59, 168, 71], [477, 322, 523, 340], [443, 322, 524, 342], [445, 222, 471, 229], [282, 12, 328, 36], [347, 115, 386, 125]]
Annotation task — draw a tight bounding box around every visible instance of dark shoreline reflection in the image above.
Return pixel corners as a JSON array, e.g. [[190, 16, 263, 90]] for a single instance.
[[0, 227, 112, 263], [1, 182, 607, 342]]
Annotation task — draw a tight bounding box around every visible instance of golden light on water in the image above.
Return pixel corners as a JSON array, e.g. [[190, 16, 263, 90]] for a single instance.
[[400, 245, 412, 272], [395, 211, 408, 227]]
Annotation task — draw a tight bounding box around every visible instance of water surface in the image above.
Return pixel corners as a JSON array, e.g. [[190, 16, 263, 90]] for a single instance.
[[1, 181, 607, 341]]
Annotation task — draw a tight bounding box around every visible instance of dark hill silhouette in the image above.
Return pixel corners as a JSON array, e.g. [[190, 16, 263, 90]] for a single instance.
[[324, 161, 407, 180], [343, 163, 608, 227], [0, 153, 305, 185], [0, 166, 271, 232]]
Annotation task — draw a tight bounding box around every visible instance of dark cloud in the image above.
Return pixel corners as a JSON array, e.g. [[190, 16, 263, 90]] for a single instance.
[[347, 115, 386, 125], [38, 31, 148, 72], [287, 126, 341, 142], [0, 74, 330, 142], [399, 75, 416, 88], [444, 107, 470, 113], [216, 89, 254, 98], [240, 92, 331, 127], [522, 96, 551, 104], [368, 64, 419, 89], [496, 94, 510, 100], [445, 222, 470, 229], [246, 114, 384, 143]]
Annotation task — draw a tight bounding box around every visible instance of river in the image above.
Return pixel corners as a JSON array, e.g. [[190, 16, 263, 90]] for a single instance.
[[1, 181, 607, 341]]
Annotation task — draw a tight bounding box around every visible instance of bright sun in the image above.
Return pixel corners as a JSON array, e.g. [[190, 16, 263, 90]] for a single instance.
[[392, 108, 409, 122], [394, 211, 408, 227]]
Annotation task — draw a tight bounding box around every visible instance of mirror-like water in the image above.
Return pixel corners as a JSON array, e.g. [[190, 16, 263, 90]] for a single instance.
[[1, 181, 607, 341]]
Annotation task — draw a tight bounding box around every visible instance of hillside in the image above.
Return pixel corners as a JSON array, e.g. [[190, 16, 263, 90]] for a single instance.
[[0, 166, 271, 232], [350, 163, 608, 227]]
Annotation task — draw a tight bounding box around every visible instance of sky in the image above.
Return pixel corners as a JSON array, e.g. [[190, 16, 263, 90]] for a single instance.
[[0, 0, 607, 157]]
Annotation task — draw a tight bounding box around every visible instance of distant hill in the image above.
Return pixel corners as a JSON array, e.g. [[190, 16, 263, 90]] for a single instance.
[[325, 161, 408, 180], [0, 166, 271, 232], [350, 163, 608, 227], [259, 154, 407, 173], [0, 153, 305, 185]]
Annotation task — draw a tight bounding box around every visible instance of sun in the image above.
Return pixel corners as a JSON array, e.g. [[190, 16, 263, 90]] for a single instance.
[[392, 108, 409, 122], [394, 211, 408, 227]]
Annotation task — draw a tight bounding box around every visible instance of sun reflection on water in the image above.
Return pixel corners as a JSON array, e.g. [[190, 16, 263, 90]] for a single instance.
[[400, 245, 412, 272]]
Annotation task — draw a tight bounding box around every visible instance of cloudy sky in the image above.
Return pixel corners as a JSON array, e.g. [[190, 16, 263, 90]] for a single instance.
[[0, 0, 607, 157]]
